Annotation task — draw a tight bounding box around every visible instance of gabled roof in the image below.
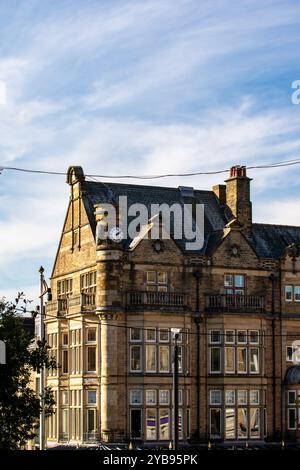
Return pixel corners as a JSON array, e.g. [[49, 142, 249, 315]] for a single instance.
[[81, 179, 300, 259]]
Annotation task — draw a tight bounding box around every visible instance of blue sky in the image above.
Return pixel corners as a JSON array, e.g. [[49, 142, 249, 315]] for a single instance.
[[0, 0, 300, 302]]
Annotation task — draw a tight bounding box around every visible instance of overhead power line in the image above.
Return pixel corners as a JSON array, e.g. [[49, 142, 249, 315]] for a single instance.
[[1, 158, 300, 180], [14, 306, 300, 339]]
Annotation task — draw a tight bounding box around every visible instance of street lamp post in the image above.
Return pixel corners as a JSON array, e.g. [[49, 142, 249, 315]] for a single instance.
[[39, 266, 45, 451], [171, 328, 181, 451]]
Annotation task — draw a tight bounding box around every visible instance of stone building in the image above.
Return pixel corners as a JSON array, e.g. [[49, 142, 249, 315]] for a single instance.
[[44, 164, 300, 445]]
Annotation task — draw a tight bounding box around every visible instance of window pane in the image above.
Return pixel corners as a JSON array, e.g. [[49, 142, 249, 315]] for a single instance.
[[157, 285, 168, 292], [62, 409, 68, 433], [250, 348, 259, 373], [210, 409, 221, 437], [146, 390, 156, 405], [210, 348, 221, 372], [146, 328, 156, 342], [87, 409, 95, 433], [159, 329, 169, 342], [146, 409, 157, 440], [235, 289, 245, 296], [159, 409, 170, 440], [225, 390, 235, 405], [250, 408, 260, 438], [87, 390, 97, 405], [238, 408, 248, 439], [177, 346, 183, 373], [130, 390, 142, 405], [158, 272, 167, 284], [225, 347, 235, 373], [237, 347, 247, 373], [295, 287, 300, 301], [288, 408, 297, 430], [210, 390, 222, 405], [224, 275, 233, 287], [159, 346, 169, 372], [159, 390, 170, 405], [285, 286, 293, 301], [235, 275, 245, 288], [237, 331, 247, 344], [87, 329, 96, 342], [131, 346, 141, 371], [288, 391, 296, 405], [87, 347, 96, 372], [250, 390, 260, 405], [147, 271, 156, 284], [225, 330, 235, 344], [238, 390, 247, 405], [287, 346, 293, 362], [146, 345, 156, 372], [130, 328, 141, 342], [63, 350, 68, 373], [225, 408, 235, 439], [210, 330, 221, 344], [249, 330, 259, 344]]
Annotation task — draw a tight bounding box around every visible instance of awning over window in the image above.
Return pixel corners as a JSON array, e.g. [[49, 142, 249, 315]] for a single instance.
[[284, 366, 300, 385]]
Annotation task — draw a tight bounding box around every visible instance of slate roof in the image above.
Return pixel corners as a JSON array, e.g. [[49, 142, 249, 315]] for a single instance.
[[82, 180, 300, 259]]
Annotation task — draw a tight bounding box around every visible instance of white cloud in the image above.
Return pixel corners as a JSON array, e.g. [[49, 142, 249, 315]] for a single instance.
[[0, 80, 7, 105], [255, 199, 300, 226]]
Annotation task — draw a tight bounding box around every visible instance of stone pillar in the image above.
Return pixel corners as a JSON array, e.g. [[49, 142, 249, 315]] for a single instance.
[[96, 245, 126, 442], [100, 312, 126, 442]]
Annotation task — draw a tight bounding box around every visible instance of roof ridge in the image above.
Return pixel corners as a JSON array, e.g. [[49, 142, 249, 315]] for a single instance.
[[253, 222, 300, 230], [85, 180, 214, 194]]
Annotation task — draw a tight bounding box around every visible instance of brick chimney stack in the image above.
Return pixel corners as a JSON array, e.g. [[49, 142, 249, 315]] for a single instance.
[[225, 165, 252, 235]]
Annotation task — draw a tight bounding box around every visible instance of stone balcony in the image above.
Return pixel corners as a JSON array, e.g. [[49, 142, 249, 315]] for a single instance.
[[125, 290, 190, 311], [46, 294, 96, 317], [205, 294, 265, 314]]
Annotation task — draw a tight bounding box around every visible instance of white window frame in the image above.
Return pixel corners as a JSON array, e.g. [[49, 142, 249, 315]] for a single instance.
[[295, 286, 300, 302], [210, 347, 221, 374], [146, 389, 157, 406], [159, 328, 169, 343], [130, 328, 142, 343], [210, 330, 221, 344], [237, 330, 247, 344], [288, 408, 297, 430], [86, 328, 96, 343], [130, 389, 143, 405], [159, 390, 170, 405], [130, 345, 142, 373], [249, 330, 259, 345], [249, 348, 260, 374], [238, 390, 247, 405], [285, 285, 293, 302], [288, 390, 296, 405], [225, 346, 235, 374], [237, 347, 247, 374], [87, 390, 97, 405], [146, 328, 156, 343], [250, 390, 260, 405], [225, 330, 235, 344], [225, 390, 235, 405], [286, 346, 293, 362], [210, 390, 222, 405]]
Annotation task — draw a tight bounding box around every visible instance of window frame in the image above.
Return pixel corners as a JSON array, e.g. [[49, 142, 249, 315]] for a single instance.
[[130, 389, 143, 406], [130, 345, 142, 373], [285, 285, 293, 302], [210, 347, 221, 374]]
